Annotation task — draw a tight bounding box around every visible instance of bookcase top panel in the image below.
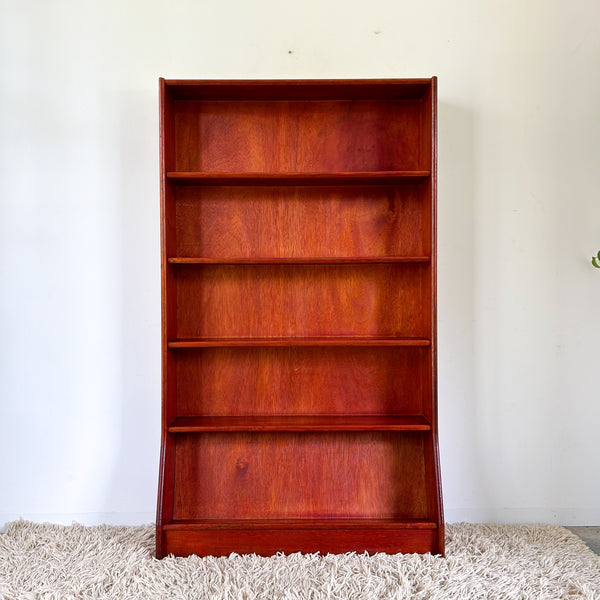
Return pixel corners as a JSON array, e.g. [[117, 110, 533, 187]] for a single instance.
[[162, 78, 435, 101]]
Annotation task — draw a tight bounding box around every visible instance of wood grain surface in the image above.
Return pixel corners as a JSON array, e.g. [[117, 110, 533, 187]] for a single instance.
[[172, 431, 428, 520], [174, 346, 430, 417], [173, 100, 422, 173], [175, 263, 430, 338], [173, 184, 430, 259]]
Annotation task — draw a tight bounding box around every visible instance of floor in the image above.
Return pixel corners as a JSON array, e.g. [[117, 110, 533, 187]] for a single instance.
[[1, 522, 597, 555], [567, 527, 600, 555]]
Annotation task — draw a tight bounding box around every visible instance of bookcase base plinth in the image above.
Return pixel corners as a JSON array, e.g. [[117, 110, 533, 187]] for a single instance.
[[159, 521, 441, 557]]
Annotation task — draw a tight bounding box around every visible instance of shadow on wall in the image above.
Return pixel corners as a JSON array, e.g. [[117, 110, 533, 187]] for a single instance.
[[437, 101, 495, 520]]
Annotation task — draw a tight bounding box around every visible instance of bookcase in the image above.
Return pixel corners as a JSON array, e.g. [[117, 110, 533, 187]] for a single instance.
[[156, 78, 443, 558]]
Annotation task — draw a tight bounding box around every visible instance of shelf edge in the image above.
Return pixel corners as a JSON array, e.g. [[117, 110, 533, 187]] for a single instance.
[[166, 171, 431, 186], [168, 415, 432, 433], [167, 338, 432, 348], [168, 256, 431, 265], [162, 519, 438, 531]]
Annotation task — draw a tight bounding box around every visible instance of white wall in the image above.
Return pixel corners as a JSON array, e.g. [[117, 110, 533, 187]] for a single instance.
[[1, 0, 599, 527]]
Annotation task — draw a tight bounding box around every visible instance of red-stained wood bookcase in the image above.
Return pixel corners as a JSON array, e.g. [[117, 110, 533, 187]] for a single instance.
[[156, 78, 443, 558]]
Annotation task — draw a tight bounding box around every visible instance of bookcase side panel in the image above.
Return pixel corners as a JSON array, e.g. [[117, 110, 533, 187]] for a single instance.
[[158, 79, 177, 548]]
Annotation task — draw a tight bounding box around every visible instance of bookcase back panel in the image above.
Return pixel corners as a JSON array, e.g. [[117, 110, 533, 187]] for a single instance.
[[175, 264, 431, 338], [175, 346, 429, 416], [172, 432, 428, 520], [174, 184, 430, 258], [173, 100, 423, 172]]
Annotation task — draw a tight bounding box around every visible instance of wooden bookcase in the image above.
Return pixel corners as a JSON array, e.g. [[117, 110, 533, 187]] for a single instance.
[[156, 78, 443, 558]]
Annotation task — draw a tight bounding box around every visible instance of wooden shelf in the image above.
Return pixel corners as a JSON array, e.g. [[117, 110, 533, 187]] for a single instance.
[[168, 256, 431, 265], [168, 415, 432, 433], [163, 518, 438, 530], [166, 171, 431, 186], [168, 337, 431, 348]]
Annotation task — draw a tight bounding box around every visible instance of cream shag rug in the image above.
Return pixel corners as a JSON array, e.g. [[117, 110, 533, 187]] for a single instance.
[[1, 521, 599, 599]]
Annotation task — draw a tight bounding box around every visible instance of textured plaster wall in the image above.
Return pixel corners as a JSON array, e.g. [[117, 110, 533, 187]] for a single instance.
[[1, 0, 599, 526]]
